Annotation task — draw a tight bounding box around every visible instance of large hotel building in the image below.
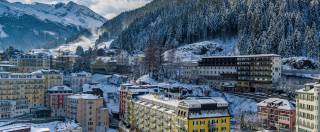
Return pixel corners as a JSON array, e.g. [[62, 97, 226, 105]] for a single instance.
[[0, 72, 46, 108], [119, 83, 231, 132], [131, 94, 231, 132], [296, 82, 320, 132], [196, 54, 281, 92]]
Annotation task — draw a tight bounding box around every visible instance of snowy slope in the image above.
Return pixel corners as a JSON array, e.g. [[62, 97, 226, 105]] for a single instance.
[[164, 38, 238, 62], [0, 0, 106, 29]]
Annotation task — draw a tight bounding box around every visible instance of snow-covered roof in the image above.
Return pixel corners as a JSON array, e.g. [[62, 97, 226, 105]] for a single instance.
[[71, 71, 92, 77], [202, 54, 280, 59], [32, 69, 61, 74], [68, 94, 100, 100], [48, 85, 72, 92], [257, 98, 295, 110], [138, 94, 180, 108], [182, 97, 228, 108], [0, 125, 31, 132], [296, 82, 320, 93], [189, 110, 230, 119], [56, 121, 81, 131]]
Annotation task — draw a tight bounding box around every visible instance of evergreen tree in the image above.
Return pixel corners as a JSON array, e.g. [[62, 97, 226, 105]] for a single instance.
[[75, 46, 84, 57], [304, 24, 319, 59], [292, 29, 303, 56]]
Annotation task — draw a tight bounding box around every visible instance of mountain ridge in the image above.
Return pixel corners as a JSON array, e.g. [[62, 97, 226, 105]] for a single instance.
[[0, 0, 106, 50]]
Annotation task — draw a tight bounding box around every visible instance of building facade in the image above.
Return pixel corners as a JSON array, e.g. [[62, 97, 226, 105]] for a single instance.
[[9, 53, 51, 73], [0, 72, 46, 108], [46, 85, 73, 117], [69, 71, 92, 93], [65, 94, 109, 132], [52, 52, 79, 73], [257, 98, 296, 131], [198, 54, 281, 92], [0, 100, 29, 119], [34, 69, 64, 89], [131, 94, 231, 132], [296, 82, 320, 132]]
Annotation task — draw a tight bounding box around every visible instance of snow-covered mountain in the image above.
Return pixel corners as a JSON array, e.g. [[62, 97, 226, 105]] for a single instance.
[[0, 0, 106, 50], [0, 0, 106, 28]]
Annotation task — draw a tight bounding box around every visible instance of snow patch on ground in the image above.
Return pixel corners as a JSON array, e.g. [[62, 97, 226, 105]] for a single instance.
[[43, 30, 56, 36], [51, 29, 99, 53], [209, 91, 257, 115], [164, 38, 238, 62], [282, 57, 319, 70], [136, 74, 158, 85], [97, 39, 114, 49], [0, 24, 8, 38]]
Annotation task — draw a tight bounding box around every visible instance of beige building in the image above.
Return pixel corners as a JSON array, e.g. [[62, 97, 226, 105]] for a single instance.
[[296, 82, 320, 132], [66, 94, 109, 132], [0, 72, 46, 108]]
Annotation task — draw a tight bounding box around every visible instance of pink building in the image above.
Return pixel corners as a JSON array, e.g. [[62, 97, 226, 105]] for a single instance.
[[257, 98, 296, 131], [46, 85, 73, 117]]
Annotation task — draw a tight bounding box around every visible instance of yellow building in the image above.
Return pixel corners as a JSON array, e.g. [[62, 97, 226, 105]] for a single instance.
[[131, 94, 231, 132], [0, 72, 46, 108], [33, 69, 64, 89]]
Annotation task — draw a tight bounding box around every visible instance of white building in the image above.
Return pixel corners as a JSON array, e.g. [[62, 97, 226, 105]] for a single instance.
[[296, 82, 320, 132], [70, 71, 92, 93], [0, 100, 29, 119]]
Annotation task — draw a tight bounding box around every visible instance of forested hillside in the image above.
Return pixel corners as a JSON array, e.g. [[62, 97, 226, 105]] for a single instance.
[[97, 0, 320, 60]]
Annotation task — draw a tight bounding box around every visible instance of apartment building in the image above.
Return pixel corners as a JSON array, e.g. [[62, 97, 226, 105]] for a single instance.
[[198, 54, 281, 92], [69, 71, 92, 93], [34, 69, 64, 89], [296, 82, 320, 132], [65, 94, 109, 132], [52, 53, 79, 73], [119, 84, 158, 127], [9, 53, 51, 73], [0, 72, 46, 108], [0, 61, 17, 72], [132, 94, 231, 132], [46, 86, 73, 117], [0, 100, 29, 119], [257, 98, 296, 131], [181, 61, 199, 82]]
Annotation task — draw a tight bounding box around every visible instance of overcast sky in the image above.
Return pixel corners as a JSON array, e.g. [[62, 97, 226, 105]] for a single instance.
[[8, 0, 151, 19]]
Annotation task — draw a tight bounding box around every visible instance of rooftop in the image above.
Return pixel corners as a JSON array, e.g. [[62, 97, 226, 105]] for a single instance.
[[257, 98, 295, 110], [182, 97, 228, 108], [68, 94, 100, 100], [48, 85, 72, 92], [296, 82, 320, 93], [138, 94, 180, 108]]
